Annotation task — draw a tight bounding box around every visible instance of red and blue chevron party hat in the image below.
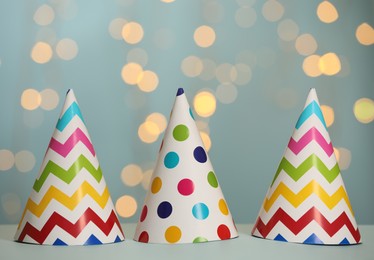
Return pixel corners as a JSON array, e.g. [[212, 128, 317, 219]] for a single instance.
[[15, 89, 124, 245], [134, 88, 238, 244], [251, 88, 361, 245]]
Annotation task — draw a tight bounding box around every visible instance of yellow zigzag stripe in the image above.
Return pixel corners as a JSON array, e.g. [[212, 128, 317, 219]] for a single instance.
[[263, 180, 353, 215], [18, 182, 110, 227]]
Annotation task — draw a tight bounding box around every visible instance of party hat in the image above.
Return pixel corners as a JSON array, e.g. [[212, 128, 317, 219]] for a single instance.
[[251, 88, 361, 245], [15, 89, 124, 245], [134, 88, 238, 244]]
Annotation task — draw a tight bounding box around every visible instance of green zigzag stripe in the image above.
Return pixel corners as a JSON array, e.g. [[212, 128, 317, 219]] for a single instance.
[[33, 155, 103, 192], [271, 154, 340, 186]]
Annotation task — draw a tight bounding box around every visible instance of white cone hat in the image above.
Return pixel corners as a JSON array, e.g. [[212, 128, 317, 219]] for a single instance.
[[251, 88, 361, 245], [15, 89, 125, 245], [134, 88, 238, 244]]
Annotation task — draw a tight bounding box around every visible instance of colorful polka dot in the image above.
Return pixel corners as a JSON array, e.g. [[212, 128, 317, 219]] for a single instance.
[[189, 107, 195, 120], [164, 151, 179, 169], [193, 237, 208, 243], [165, 226, 182, 243], [192, 203, 209, 220], [157, 201, 173, 219], [138, 231, 149, 243], [140, 205, 148, 222], [218, 199, 229, 215], [193, 146, 207, 163], [176, 88, 184, 96], [217, 224, 231, 240], [207, 171, 218, 188], [151, 177, 162, 194], [173, 124, 189, 141], [177, 178, 194, 196]]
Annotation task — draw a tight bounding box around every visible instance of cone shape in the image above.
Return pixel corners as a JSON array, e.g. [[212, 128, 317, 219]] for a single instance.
[[15, 90, 124, 245], [251, 88, 361, 245], [134, 88, 238, 244]]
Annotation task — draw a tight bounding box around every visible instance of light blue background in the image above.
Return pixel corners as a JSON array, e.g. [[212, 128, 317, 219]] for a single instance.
[[0, 0, 373, 225]]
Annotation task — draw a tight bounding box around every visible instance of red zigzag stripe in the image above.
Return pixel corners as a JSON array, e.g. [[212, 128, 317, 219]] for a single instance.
[[49, 128, 95, 157], [253, 207, 361, 243], [17, 208, 123, 244]]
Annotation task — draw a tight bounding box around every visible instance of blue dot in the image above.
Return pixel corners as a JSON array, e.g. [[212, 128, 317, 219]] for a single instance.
[[176, 88, 184, 96], [193, 146, 207, 163], [189, 107, 195, 120], [164, 152, 179, 169], [192, 203, 209, 220], [157, 201, 173, 219]]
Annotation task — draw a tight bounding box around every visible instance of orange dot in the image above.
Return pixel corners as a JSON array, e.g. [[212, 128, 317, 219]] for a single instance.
[[218, 199, 229, 215], [151, 177, 162, 194], [165, 226, 181, 243]]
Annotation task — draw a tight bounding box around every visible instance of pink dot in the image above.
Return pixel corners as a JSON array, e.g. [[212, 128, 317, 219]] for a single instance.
[[140, 205, 147, 222], [217, 224, 231, 240], [177, 178, 194, 196]]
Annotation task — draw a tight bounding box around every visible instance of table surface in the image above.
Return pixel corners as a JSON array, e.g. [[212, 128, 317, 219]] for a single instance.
[[1, 224, 373, 260]]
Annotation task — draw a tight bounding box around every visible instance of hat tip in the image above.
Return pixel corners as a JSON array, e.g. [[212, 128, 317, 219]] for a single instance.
[[176, 88, 184, 96], [66, 89, 73, 95]]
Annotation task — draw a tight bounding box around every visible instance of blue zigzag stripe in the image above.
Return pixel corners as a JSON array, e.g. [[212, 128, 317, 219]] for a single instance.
[[56, 102, 84, 131], [295, 101, 326, 129]]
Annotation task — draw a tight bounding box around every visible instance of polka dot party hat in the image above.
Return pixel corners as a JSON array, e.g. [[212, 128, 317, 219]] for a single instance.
[[134, 88, 238, 244], [14, 89, 124, 245], [251, 88, 361, 245]]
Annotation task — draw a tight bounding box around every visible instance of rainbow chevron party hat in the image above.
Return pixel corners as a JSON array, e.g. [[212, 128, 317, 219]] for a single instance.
[[15, 89, 124, 245], [251, 88, 361, 245], [134, 88, 238, 244]]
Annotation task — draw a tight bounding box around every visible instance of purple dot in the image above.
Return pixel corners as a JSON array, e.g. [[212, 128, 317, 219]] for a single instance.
[[157, 201, 173, 219], [193, 146, 207, 163]]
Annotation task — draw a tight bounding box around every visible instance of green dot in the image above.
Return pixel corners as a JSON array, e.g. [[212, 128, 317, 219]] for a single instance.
[[173, 124, 189, 141], [207, 171, 218, 188], [193, 236, 208, 243]]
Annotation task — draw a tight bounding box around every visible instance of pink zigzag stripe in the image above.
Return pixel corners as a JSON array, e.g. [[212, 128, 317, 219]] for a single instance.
[[288, 127, 333, 156], [49, 128, 95, 157]]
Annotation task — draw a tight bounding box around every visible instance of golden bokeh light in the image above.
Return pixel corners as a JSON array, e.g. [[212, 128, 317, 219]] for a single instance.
[[319, 52, 341, 76], [200, 131, 212, 152], [21, 89, 42, 110], [216, 83, 238, 104], [295, 34, 318, 56], [321, 105, 335, 127], [122, 21, 144, 44], [121, 62, 143, 85], [14, 150, 36, 173], [235, 7, 257, 28], [355, 23, 374, 46], [141, 169, 153, 190], [31, 42, 53, 64], [336, 147, 352, 170], [1, 193, 21, 216], [121, 164, 143, 187], [262, 0, 284, 22], [161, 0, 175, 3], [33, 4, 55, 26], [127, 48, 148, 66], [353, 98, 374, 124], [233, 63, 252, 85], [0, 150, 14, 171], [115, 195, 137, 218], [181, 56, 203, 77], [137, 70, 159, 92], [138, 121, 160, 143], [333, 147, 340, 161], [56, 38, 78, 60], [302, 55, 322, 77], [317, 1, 338, 24], [146, 112, 167, 133], [109, 18, 127, 40], [277, 19, 299, 41], [193, 91, 216, 118], [40, 88, 59, 110], [194, 25, 216, 48]]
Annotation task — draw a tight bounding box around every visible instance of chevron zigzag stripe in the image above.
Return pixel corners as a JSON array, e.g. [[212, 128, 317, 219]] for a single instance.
[[17, 208, 123, 244], [56, 102, 84, 132], [288, 127, 333, 156], [19, 182, 110, 224], [263, 180, 353, 214], [252, 207, 361, 243], [271, 154, 340, 186], [295, 101, 326, 129], [49, 128, 95, 157], [33, 155, 103, 192]]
